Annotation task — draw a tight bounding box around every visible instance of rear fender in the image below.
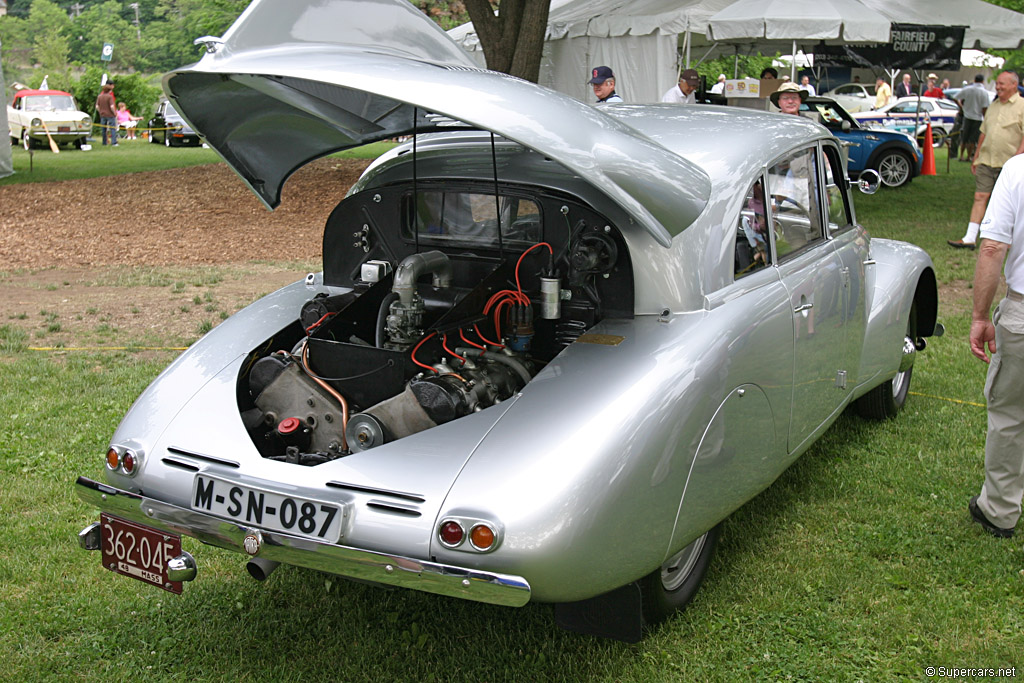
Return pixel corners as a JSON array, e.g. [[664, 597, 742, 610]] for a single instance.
[[856, 239, 936, 394]]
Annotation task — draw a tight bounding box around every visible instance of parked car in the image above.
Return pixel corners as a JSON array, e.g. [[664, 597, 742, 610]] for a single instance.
[[7, 89, 92, 150], [853, 96, 961, 148], [74, 0, 940, 643], [825, 82, 877, 113], [803, 96, 923, 187], [148, 100, 201, 147]]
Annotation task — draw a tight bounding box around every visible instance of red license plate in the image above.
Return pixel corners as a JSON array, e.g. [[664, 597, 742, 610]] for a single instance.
[[58, 126, 70, 132], [100, 513, 183, 594]]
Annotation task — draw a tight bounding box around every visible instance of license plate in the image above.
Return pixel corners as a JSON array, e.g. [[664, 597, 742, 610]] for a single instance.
[[100, 513, 183, 594], [191, 474, 343, 543], [58, 126, 70, 133]]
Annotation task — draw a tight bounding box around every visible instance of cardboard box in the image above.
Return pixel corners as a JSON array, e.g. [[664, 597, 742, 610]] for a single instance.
[[723, 78, 760, 98]]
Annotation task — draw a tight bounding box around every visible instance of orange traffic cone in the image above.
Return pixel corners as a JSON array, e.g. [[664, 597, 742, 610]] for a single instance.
[[921, 122, 936, 176]]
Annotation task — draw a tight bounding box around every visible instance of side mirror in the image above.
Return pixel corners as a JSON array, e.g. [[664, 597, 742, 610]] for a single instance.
[[856, 169, 880, 194], [841, 120, 851, 132]]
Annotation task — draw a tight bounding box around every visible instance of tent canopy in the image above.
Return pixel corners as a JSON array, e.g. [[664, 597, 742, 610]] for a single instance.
[[707, 0, 890, 43], [448, 0, 1024, 103]]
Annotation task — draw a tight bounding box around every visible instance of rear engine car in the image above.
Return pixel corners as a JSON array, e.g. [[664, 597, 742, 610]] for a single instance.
[[7, 89, 91, 150], [74, 0, 941, 642]]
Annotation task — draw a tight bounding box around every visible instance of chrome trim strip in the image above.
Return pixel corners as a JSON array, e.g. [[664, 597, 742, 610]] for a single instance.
[[74, 477, 530, 607]]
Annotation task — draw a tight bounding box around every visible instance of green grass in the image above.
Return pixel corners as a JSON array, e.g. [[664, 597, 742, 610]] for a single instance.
[[1, 146, 1021, 681], [0, 140, 395, 186]]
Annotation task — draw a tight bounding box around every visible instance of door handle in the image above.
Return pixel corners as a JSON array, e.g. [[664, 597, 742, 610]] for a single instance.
[[794, 303, 813, 313]]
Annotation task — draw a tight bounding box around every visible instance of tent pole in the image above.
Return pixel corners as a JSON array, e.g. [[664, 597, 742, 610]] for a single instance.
[[791, 40, 797, 80], [733, 53, 739, 78], [684, 18, 691, 69]]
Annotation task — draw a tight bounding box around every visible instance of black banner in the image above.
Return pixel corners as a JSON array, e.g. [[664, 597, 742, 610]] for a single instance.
[[814, 24, 965, 70]]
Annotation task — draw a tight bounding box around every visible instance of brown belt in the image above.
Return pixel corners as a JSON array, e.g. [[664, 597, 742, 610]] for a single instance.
[[1009, 289, 1023, 302]]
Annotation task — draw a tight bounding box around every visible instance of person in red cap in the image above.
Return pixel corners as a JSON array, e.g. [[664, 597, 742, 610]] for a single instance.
[[662, 69, 700, 104], [588, 66, 622, 104]]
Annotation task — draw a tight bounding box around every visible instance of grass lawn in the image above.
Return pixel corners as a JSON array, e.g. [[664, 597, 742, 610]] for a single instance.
[[0, 147, 1021, 681], [0, 139, 395, 186]]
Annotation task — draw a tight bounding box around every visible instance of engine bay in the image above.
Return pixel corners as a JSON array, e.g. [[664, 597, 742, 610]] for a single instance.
[[238, 174, 633, 465]]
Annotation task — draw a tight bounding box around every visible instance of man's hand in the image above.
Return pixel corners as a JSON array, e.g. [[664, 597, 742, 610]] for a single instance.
[[970, 319, 997, 362]]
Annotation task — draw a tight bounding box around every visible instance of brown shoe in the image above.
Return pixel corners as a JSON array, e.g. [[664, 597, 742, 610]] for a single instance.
[[947, 239, 976, 250]]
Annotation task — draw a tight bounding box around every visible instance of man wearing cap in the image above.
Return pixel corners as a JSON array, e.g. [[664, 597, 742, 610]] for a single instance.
[[588, 66, 623, 104], [662, 69, 700, 104], [924, 74, 944, 99], [770, 81, 807, 116], [965, 152, 1024, 539]]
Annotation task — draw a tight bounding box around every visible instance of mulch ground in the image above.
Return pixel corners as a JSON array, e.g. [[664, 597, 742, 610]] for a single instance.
[[0, 158, 371, 269]]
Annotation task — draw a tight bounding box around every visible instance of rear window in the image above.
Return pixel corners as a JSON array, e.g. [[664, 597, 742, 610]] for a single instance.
[[403, 191, 541, 247]]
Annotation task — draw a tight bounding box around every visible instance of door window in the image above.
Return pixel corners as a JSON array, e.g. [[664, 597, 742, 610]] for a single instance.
[[766, 148, 823, 259], [734, 176, 771, 278]]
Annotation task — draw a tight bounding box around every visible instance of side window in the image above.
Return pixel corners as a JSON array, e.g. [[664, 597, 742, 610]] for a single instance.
[[734, 176, 771, 278], [766, 147, 823, 259], [822, 146, 852, 230]]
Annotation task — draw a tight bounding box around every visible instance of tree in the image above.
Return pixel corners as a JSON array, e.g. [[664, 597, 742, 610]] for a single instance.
[[462, 0, 551, 82]]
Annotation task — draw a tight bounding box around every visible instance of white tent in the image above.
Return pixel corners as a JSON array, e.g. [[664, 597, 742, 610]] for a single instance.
[[449, 0, 1024, 104], [0, 39, 12, 179], [449, 0, 736, 104], [705, 0, 891, 79]]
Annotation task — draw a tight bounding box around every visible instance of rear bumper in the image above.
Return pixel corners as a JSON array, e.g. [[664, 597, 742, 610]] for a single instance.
[[75, 476, 531, 607]]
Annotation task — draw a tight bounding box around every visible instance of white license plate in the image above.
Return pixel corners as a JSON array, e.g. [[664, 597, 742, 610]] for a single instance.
[[191, 474, 343, 543]]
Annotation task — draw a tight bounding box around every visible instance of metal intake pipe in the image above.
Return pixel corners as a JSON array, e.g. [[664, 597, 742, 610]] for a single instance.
[[392, 251, 452, 305]]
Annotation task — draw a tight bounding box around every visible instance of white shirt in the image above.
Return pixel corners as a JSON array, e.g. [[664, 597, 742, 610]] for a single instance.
[[980, 153, 1024, 294], [801, 83, 816, 97], [662, 85, 695, 104], [710, 81, 725, 94]]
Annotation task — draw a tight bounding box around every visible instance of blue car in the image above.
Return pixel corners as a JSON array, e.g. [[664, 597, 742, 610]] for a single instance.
[[803, 96, 923, 187]]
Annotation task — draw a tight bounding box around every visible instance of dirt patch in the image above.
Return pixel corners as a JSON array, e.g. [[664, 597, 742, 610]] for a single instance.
[[0, 159, 371, 349]]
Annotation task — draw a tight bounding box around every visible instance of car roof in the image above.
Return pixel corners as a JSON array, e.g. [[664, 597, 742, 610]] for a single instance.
[[13, 89, 73, 100]]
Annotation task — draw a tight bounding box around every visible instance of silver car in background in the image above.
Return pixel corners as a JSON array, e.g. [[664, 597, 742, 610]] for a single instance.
[[74, 0, 940, 642]]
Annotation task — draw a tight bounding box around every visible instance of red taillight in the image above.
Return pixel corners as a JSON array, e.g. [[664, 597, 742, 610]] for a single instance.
[[121, 451, 136, 474], [439, 521, 464, 547], [470, 524, 495, 550], [105, 448, 120, 470]]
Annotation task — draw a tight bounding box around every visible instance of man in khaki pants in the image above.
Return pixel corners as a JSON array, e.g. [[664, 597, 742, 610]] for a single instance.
[[969, 153, 1024, 538]]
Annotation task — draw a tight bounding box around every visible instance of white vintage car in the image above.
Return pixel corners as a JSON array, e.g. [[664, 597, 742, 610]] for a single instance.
[[74, 0, 942, 642], [7, 89, 92, 150]]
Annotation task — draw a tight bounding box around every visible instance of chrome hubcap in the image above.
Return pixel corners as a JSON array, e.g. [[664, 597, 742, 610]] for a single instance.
[[893, 335, 915, 398], [660, 533, 708, 592]]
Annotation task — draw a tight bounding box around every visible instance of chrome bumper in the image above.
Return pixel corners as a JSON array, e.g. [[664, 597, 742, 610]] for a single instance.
[[75, 476, 531, 607]]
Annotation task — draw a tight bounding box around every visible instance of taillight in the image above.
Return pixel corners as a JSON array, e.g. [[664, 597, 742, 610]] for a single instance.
[[121, 451, 137, 474], [470, 524, 495, 551], [439, 520, 464, 547], [105, 446, 142, 476]]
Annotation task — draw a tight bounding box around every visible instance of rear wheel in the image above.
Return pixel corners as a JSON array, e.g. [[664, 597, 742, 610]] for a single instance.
[[857, 302, 917, 419], [640, 524, 721, 624], [875, 150, 912, 187]]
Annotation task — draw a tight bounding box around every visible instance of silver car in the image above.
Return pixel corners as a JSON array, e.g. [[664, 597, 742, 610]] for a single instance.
[[74, 0, 940, 642]]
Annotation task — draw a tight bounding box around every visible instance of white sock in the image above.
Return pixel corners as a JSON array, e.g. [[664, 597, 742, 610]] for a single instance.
[[962, 222, 980, 243]]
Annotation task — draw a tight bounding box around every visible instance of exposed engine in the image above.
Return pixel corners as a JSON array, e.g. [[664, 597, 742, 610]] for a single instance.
[[238, 183, 633, 465]]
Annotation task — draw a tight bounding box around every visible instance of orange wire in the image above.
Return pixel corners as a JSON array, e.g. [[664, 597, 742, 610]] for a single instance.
[[459, 328, 487, 354], [411, 331, 438, 373], [442, 333, 466, 363]]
